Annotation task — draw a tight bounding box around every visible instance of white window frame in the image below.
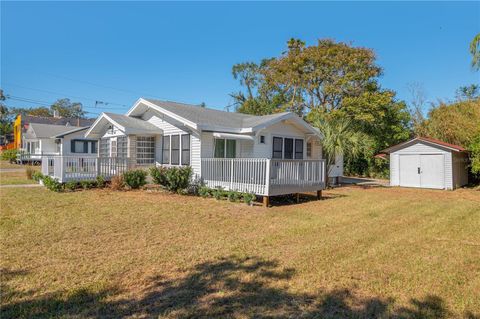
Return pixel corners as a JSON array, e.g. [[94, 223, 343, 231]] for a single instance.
[[136, 136, 155, 165]]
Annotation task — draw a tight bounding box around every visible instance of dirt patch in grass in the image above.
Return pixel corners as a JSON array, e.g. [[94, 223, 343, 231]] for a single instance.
[[1, 186, 479, 318]]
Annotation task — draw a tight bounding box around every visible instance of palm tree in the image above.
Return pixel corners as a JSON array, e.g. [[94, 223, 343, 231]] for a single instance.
[[470, 33, 480, 71], [314, 117, 371, 186]]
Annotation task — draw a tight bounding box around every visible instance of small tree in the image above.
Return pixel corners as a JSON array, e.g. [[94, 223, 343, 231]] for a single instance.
[[314, 117, 372, 185]]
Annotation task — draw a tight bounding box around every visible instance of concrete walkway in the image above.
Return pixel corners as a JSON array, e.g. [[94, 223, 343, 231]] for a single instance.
[[342, 176, 390, 187]]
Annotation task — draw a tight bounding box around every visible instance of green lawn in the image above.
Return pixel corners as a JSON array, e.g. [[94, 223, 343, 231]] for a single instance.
[[0, 186, 479, 318]]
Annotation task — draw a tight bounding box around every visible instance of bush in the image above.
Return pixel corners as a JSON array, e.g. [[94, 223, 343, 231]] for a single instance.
[[123, 170, 147, 189], [96, 175, 106, 188], [227, 190, 241, 202], [25, 167, 35, 180], [164, 166, 192, 193], [64, 181, 78, 191], [149, 166, 168, 186], [32, 171, 44, 182], [212, 188, 227, 200], [80, 180, 95, 190], [242, 192, 256, 205], [1, 150, 17, 162], [110, 175, 125, 190], [198, 185, 211, 198], [43, 176, 63, 192]]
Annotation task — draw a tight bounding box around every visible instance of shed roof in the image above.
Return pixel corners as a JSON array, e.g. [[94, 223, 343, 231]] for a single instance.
[[380, 137, 467, 154]]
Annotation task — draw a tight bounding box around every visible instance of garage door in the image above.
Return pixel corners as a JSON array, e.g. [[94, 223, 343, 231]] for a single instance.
[[399, 154, 445, 189]]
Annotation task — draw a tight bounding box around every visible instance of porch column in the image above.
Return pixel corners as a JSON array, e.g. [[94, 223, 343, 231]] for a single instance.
[[127, 135, 136, 169]]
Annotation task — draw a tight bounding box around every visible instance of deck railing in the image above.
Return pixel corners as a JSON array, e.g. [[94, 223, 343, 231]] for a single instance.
[[41, 156, 132, 182], [201, 158, 325, 196]]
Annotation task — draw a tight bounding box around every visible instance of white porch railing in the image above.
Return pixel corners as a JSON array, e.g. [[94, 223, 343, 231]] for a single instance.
[[41, 156, 132, 182], [201, 158, 326, 196]]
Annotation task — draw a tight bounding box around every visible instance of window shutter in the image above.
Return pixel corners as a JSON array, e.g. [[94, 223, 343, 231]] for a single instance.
[[71, 140, 76, 153], [83, 141, 88, 153]]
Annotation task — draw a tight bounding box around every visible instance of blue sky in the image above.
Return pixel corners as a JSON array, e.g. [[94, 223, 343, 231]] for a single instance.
[[1, 1, 479, 117]]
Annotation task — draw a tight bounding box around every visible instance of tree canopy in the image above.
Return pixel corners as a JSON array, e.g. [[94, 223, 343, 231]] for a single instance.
[[231, 38, 411, 177]]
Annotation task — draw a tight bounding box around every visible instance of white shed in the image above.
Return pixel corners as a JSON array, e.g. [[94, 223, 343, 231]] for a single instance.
[[380, 137, 469, 190]]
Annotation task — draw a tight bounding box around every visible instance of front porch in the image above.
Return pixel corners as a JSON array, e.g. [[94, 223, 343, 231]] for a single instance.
[[40, 156, 326, 197]]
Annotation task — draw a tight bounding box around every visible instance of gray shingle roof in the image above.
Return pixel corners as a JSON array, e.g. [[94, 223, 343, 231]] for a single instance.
[[144, 99, 290, 130], [104, 112, 159, 132], [21, 115, 95, 127], [28, 123, 89, 138]]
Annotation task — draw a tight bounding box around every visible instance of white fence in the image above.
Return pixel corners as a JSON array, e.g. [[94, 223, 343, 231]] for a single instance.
[[201, 158, 326, 196], [41, 156, 131, 182]]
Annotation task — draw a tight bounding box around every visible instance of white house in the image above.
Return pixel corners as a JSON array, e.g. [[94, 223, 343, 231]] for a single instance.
[[42, 98, 344, 204], [380, 137, 469, 190], [20, 123, 97, 162]]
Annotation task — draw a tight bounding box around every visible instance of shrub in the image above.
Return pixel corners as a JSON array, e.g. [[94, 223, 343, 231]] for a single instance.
[[80, 180, 95, 190], [198, 185, 211, 198], [149, 166, 168, 186], [212, 188, 227, 200], [64, 181, 78, 191], [1, 150, 17, 162], [164, 166, 192, 193], [25, 167, 35, 180], [123, 170, 147, 189], [96, 175, 106, 188], [227, 191, 241, 202], [110, 175, 125, 190], [32, 171, 44, 182], [43, 176, 63, 192], [243, 192, 256, 206]]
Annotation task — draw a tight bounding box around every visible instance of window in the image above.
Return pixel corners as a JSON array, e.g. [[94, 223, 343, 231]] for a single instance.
[[272, 137, 304, 159], [284, 138, 294, 159], [272, 137, 283, 159], [136, 136, 155, 165], [91, 141, 97, 154], [71, 140, 88, 153], [162, 136, 170, 164], [260, 135, 265, 144], [111, 140, 117, 157], [306, 142, 312, 158], [214, 139, 225, 158], [99, 138, 110, 157], [295, 139, 304, 159], [117, 136, 127, 158], [181, 134, 190, 165], [226, 140, 236, 158], [214, 139, 236, 158], [171, 135, 180, 165]]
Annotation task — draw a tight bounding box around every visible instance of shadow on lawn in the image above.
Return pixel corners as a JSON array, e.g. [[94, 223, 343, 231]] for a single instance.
[[268, 192, 347, 207], [1, 257, 476, 319]]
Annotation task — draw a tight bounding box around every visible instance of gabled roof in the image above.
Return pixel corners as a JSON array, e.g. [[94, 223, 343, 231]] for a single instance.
[[26, 123, 88, 139], [85, 112, 161, 138], [127, 98, 320, 136], [380, 137, 467, 154]]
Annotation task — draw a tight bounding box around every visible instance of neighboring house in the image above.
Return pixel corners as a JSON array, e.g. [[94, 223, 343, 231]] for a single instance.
[[42, 98, 343, 204], [379, 137, 469, 190], [13, 114, 94, 150], [20, 123, 97, 162]]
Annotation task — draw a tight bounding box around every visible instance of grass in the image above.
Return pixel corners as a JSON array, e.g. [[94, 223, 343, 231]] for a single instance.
[[0, 164, 39, 185], [0, 186, 479, 318]]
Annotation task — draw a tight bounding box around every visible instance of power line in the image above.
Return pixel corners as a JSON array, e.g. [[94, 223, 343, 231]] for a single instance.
[[5, 94, 124, 111], [3, 82, 129, 108], [37, 71, 169, 100]]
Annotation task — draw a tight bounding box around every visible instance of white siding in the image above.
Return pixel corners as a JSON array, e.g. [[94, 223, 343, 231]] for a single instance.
[[452, 152, 469, 188], [390, 142, 455, 190], [62, 130, 97, 156], [191, 133, 201, 177]]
